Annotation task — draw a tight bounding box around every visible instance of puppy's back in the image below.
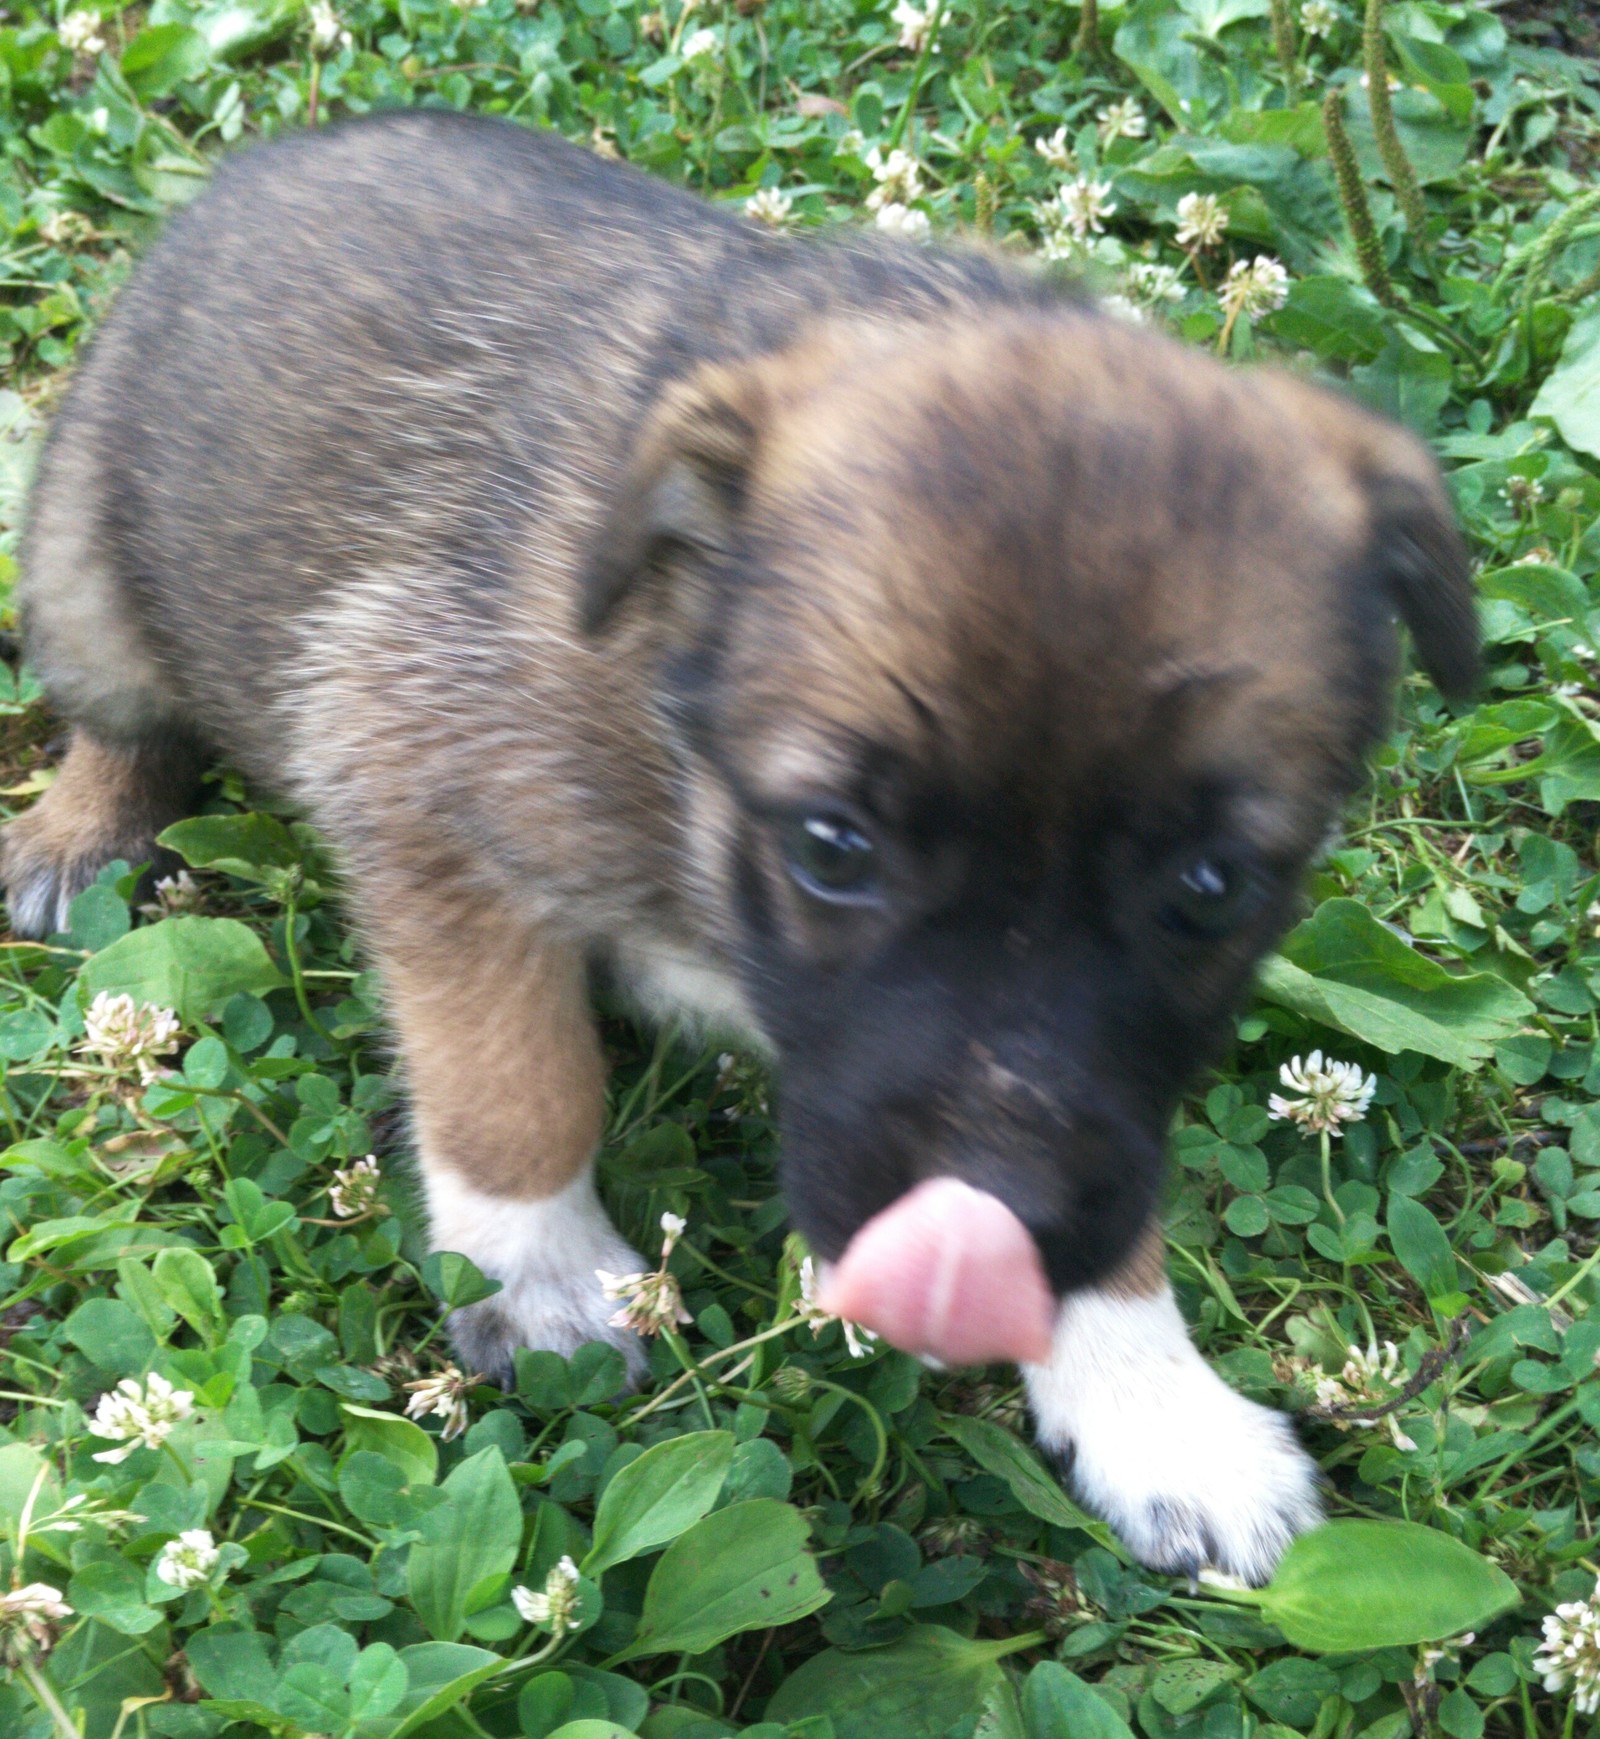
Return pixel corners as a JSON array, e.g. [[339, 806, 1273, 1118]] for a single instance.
[[24, 111, 1038, 774]]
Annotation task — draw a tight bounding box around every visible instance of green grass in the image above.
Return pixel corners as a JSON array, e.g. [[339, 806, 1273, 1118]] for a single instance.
[[1, 1, 1599, 1736]]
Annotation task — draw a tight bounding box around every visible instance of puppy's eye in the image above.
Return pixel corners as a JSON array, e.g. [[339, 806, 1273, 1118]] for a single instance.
[[784, 814, 880, 901], [1161, 856, 1261, 938]]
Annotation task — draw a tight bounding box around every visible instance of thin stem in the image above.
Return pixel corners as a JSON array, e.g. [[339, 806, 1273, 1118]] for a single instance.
[[1321, 1129, 1347, 1227], [281, 893, 334, 1046], [18, 1655, 82, 1739]]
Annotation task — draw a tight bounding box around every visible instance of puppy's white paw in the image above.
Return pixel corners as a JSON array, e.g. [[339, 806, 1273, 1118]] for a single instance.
[[425, 1167, 649, 1386], [1024, 1288, 1321, 1586]]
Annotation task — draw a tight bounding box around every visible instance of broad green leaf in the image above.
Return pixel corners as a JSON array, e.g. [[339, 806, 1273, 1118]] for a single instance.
[[978, 1677, 1026, 1739], [274, 1662, 348, 1729], [68, 1558, 162, 1636], [1270, 276, 1390, 363], [0, 1443, 61, 1545], [545, 1725, 641, 1739], [1339, 78, 1473, 185], [407, 1447, 521, 1642], [940, 1413, 1122, 1555], [1258, 899, 1533, 1067], [767, 1625, 1027, 1735], [79, 915, 285, 1025], [158, 812, 300, 879], [188, 1626, 277, 1704], [1176, 0, 1269, 33], [613, 1499, 829, 1661], [1466, 716, 1600, 819], [1021, 1663, 1138, 1739], [1477, 562, 1592, 631], [151, 1246, 225, 1343], [1113, 0, 1227, 125], [583, 1429, 734, 1577], [121, 23, 210, 99], [1258, 1520, 1519, 1651], [1532, 303, 1600, 462], [383, 1642, 503, 1738], [69, 882, 130, 950], [1386, 1193, 1460, 1304], [63, 1296, 156, 1375], [350, 1643, 408, 1720], [339, 1405, 438, 1487]]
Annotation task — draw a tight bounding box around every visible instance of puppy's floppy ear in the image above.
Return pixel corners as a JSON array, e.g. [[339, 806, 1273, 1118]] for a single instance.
[[580, 368, 765, 634], [1348, 417, 1480, 705]]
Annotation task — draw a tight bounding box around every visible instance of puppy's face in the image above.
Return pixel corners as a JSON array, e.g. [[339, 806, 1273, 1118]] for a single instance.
[[586, 310, 1476, 1304]]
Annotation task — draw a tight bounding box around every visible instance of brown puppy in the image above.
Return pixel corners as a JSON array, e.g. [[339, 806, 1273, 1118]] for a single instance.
[[4, 111, 1477, 1582]]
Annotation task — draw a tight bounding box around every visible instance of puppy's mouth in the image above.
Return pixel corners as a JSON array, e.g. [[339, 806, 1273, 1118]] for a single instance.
[[816, 1177, 1057, 1366]]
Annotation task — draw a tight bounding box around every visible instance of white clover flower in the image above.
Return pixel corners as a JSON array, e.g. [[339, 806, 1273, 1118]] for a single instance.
[[874, 201, 931, 241], [1221, 253, 1290, 320], [1033, 126, 1075, 173], [512, 1555, 582, 1632], [596, 1265, 693, 1335], [30, 1493, 143, 1536], [0, 1584, 72, 1657], [308, 0, 352, 50], [1174, 190, 1229, 250], [1101, 294, 1146, 325], [58, 11, 105, 54], [80, 992, 182, 1083], [595, 1209, 695, 1335], [403, 1366, 473, 1441], [1299, 0, 1339, 37], [138, 869, 204, 920], [1057, 175, 1117, 239], [328, 1155, 382, 1218], [1343, 1339, 1402, 1391], [88, 1372, 196, 1464], [681, 26, 721, 62], [1312, 1340, 1415, 1448], [1500, 476, 1546, 512], [891, 0, 930, 52], [40, 209, 93, 249], [796, 1254, 878, 1359], [864, 145, 923, 210], [1126, 261, 1185, 306], [745, 187, 793, 226], [1537, 1579, 1600, 1715], [156, 1529, 222, 1591], [1033, 214, 1081, 263], [1096, 97, 1147, 143], [1267, 1050, 1375, 1134]]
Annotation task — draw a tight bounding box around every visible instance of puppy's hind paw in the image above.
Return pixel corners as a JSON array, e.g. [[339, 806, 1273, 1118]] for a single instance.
[[1025, 1289, 1323, 1586]]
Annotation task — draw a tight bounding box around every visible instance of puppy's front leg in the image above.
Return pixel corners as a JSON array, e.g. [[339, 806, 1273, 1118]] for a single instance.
[[1025, 1224, 1321, 1584], [365, 879, 648, 1384]]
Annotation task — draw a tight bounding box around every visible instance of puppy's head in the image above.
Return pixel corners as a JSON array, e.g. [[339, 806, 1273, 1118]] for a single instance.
[[584, 307, 1476, 1359]]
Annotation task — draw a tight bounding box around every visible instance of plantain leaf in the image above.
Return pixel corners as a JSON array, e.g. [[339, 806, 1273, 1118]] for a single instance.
[[1258, 1521, 1520, 1652], [612, 1499, 829, 1661]]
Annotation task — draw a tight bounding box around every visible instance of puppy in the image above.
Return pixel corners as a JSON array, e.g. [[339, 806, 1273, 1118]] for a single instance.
[[4, 111, 1477, 1583]]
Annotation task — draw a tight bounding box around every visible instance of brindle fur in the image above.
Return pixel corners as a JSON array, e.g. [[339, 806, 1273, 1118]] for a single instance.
[[6, 112, 1475, 1428]]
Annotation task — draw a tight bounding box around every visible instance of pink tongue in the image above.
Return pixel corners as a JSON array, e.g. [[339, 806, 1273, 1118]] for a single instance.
[[816, 1178, 1056, 1366]]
